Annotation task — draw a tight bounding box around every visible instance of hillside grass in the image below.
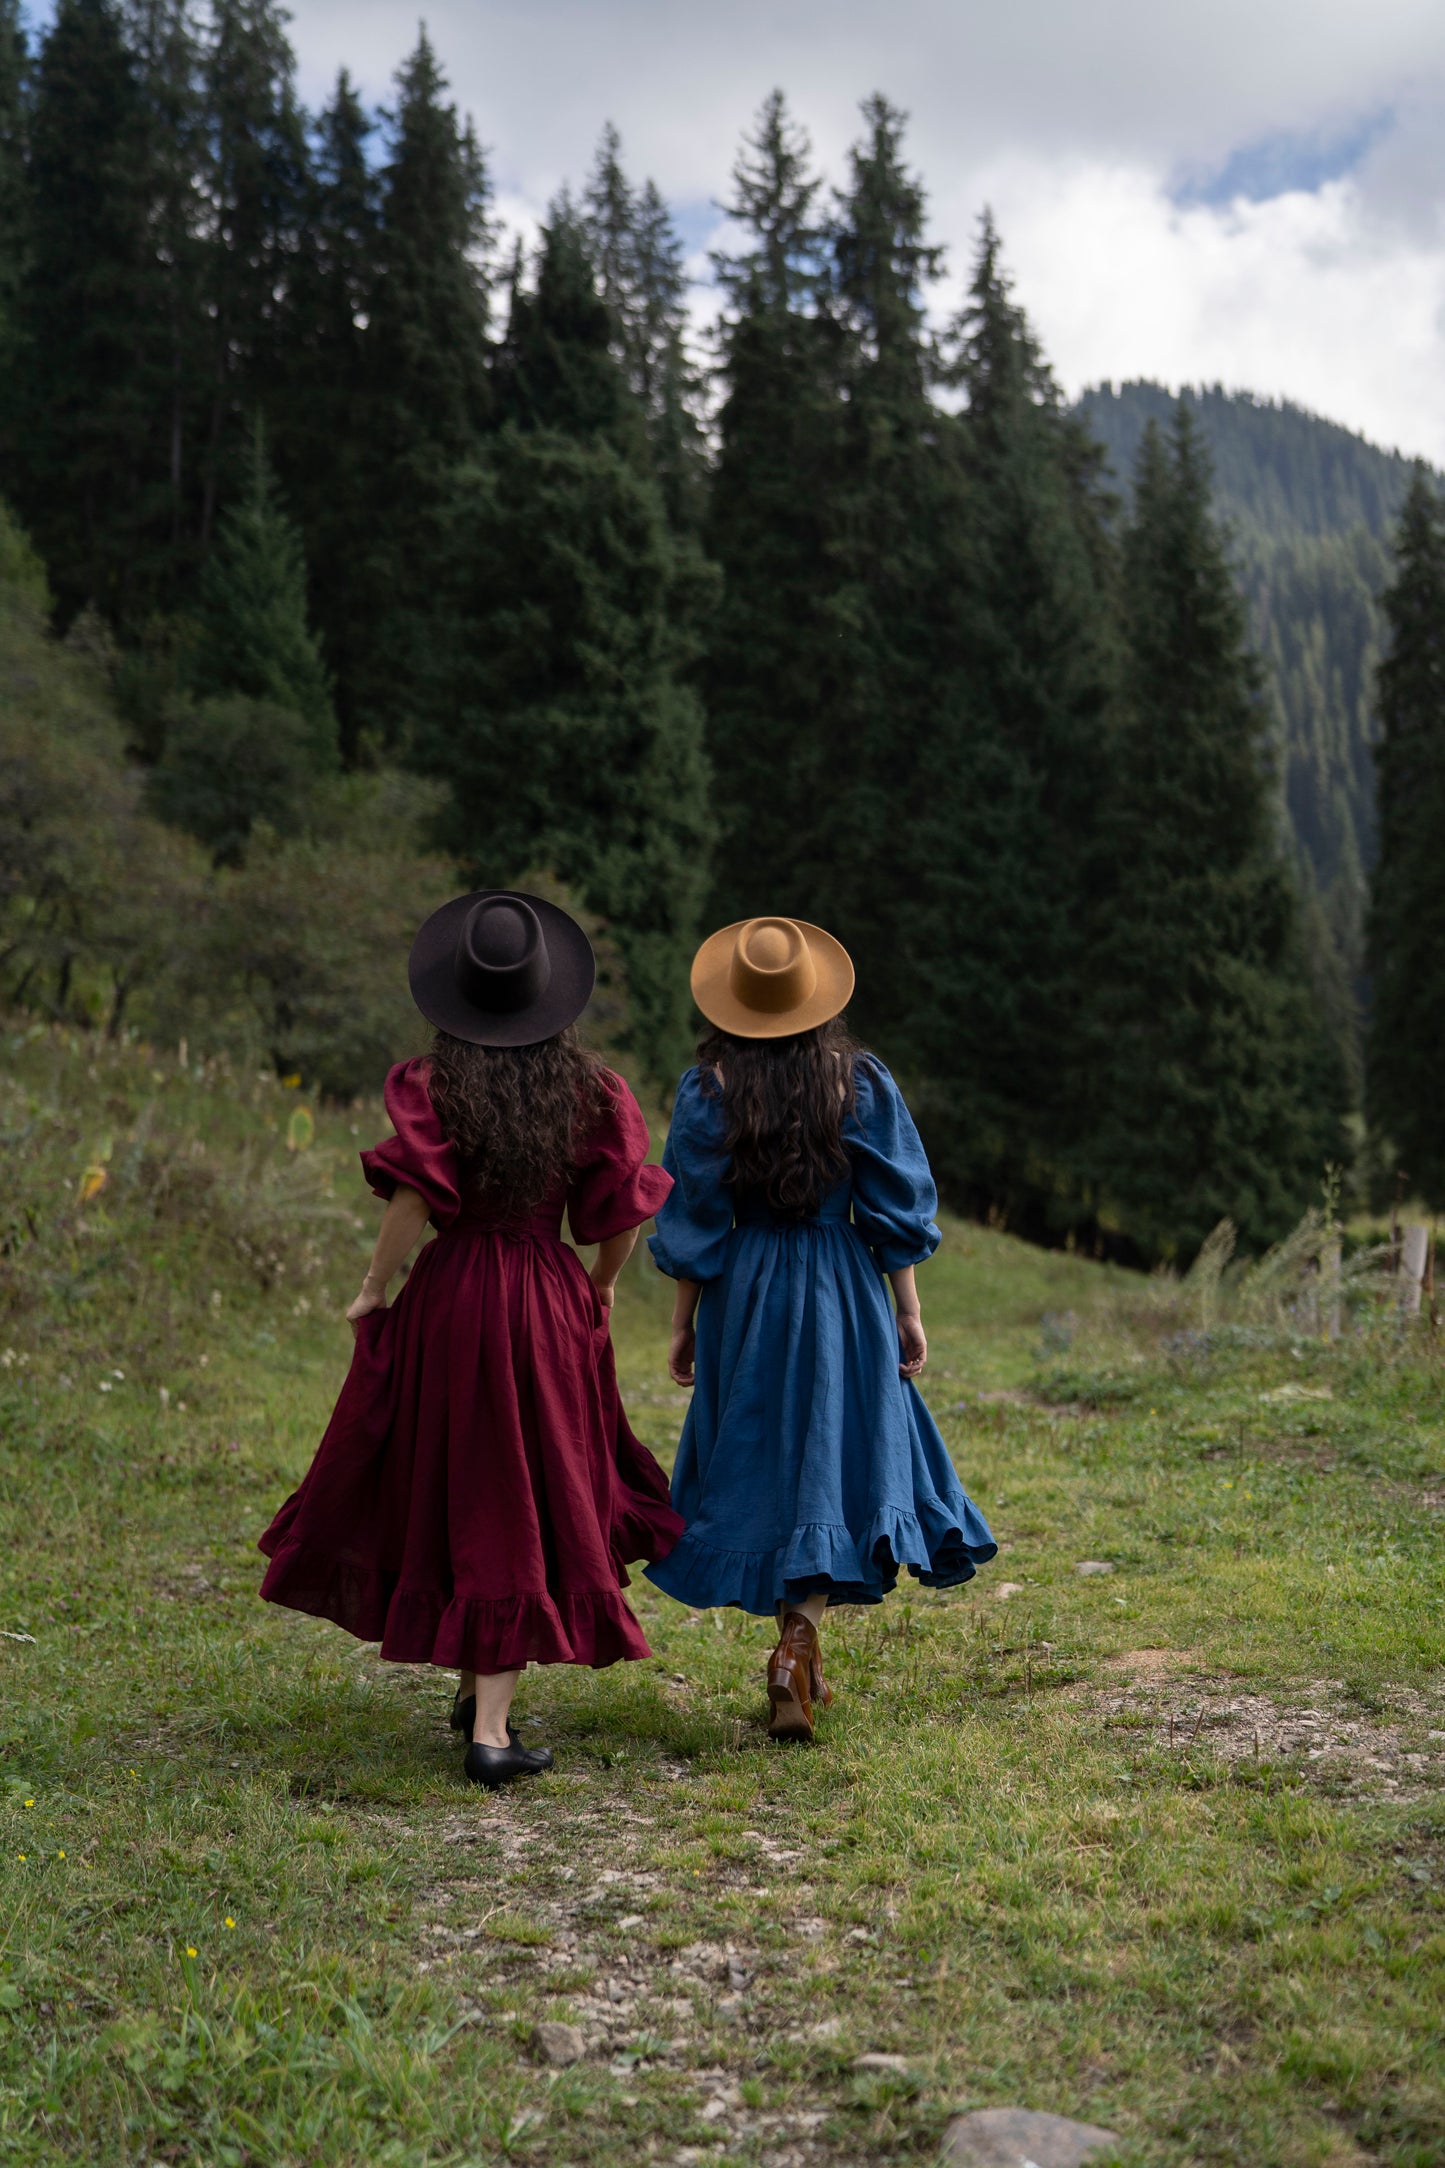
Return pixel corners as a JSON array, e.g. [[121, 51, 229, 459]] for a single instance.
[[0, 1022, 1441, 2167]]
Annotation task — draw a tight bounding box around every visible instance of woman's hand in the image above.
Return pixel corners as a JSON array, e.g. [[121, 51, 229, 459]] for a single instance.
[[897, 1311, 927, 1378], [668, 1322, 697, 1388], [345, 1280, 387, 1336], [591, 1271, 617, 1314]]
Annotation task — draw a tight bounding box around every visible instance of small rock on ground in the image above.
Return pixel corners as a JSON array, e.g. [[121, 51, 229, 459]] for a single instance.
[[854, 2052, 912, 2073], [993, 1582, 1025, 1600], [942, 2106, 1123, 2167], [1074, 1561, 1115, 1576], [532, 2020, 584, 2067]]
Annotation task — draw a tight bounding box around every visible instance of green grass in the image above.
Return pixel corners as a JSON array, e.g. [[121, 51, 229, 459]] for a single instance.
[[0, 1021, 1442, 2165]]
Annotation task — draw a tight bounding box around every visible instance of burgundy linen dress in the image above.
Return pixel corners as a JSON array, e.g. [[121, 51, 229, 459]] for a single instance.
[[258, 1059, 683, 1671]]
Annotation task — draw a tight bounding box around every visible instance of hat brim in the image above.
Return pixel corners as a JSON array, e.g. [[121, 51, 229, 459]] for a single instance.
[[408, 889, 597, 1047], [691, 919, 855, 1039]]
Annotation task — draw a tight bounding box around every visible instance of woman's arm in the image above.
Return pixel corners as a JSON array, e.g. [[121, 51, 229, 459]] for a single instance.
[[668, 1277, 702, 1387], [590, 1226, 638, 1310], [888, 1263, 927, 1378], [345, 1185, 431, 1333]]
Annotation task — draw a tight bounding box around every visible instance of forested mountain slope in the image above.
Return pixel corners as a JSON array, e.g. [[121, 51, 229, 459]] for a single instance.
[[1077, 382, 1440, 1035]]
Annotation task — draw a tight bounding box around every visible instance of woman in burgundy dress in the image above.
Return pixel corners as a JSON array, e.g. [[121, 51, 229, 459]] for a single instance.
[[259, 888, 682, 1788]]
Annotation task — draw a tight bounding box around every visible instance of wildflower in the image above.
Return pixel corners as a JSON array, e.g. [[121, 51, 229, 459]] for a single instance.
[[159, 1388, 170, 1409], [56, 1852, 64, 1860], [185, 1946, 197, 1958], [0, 1349, 14, 1368], [98, 1382, 113, 1394], [16, 1855, 24, 1863], [224, 1917, 235, 1929], [22, 1800, 32, 1809], [112, 1369, 124, 1381]]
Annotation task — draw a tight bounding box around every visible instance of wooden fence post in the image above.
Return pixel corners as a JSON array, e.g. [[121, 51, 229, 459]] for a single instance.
[[1321, 1235, 1342, 1340], [1399, 1224, 1429, 1317]]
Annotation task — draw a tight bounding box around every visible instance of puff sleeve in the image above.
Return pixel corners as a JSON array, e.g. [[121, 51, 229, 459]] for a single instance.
[[359, 1059, 462, 1229], [647, 1068, 735, 1283], [846, 1059, 942, 1273], [566, 1071, 672, 1245]]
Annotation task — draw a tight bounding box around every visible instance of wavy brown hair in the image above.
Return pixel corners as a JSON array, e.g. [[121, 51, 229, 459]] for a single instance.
[[697, 1016, 867, 1219], [427, 1027, 609, 1220]]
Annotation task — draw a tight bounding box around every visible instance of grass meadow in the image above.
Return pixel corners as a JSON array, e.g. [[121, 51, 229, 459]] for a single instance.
[[0, 1021, 1441, 2166]]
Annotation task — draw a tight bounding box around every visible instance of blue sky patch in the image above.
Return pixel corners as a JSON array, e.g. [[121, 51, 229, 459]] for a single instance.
[[1172, 108, 1394, 209]]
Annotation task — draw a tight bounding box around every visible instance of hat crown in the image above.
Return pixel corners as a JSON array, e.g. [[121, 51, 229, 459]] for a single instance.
[[729, 917, 818, 1015], [454, 897, 552, 1016]]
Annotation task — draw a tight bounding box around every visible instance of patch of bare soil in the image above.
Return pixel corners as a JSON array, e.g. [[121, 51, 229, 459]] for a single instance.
[[972, 1389, 1101, 1419], [1080, 1658, 1445, 1800]]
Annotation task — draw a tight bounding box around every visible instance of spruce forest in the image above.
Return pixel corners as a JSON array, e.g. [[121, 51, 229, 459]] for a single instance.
[[3, 0, 1443, 1260]]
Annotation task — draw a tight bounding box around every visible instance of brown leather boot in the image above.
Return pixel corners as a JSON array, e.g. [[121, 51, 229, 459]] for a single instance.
[[767, 1611, 820, 1742], [810, 1639, 834, 1711]]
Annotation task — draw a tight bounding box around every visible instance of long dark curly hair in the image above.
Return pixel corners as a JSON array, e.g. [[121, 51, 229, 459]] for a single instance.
[[427, 1027, 609, 1219], [697, 1016, 867, 1219]]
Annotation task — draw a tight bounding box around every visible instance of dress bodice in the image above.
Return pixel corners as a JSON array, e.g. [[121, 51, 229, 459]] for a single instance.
[[649, 1058, 942, 1283], [361, 1059, 670, 1244]]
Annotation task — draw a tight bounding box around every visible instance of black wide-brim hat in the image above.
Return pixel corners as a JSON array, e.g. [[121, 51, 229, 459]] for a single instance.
[[408, 888, 596, 1048]]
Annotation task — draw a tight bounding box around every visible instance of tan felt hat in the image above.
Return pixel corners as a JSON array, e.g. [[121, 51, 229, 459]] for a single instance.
[[690, 916, 855, 1039]]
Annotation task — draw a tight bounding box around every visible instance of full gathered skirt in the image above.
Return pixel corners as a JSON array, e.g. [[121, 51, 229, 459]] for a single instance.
[[259, 1227, 683, 1671], [644, 1216, 996, 1616]]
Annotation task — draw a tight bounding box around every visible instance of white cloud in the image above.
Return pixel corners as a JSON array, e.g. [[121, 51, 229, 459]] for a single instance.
[[974, 155, 1445, 460], [284, 0, 1445, 460]]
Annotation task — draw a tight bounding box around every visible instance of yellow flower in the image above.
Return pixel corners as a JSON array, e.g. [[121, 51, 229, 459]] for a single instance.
[[186, 1946, 197, 1958], [16, 1854, 25, 1862], [224, 1918, 235, 1929], [56, 1851, 64, 1860], [281, 1073, 302, 1090]]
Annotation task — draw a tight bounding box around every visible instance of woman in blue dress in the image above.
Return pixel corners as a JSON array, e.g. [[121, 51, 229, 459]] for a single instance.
[[646, 915, 996, 1741]]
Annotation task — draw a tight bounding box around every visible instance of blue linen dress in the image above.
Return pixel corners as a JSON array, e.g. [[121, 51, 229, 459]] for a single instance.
[[644, 1059, 996, 1615]]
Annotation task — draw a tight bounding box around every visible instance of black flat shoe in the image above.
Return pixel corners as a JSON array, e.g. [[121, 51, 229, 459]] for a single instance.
[[449, 1693, 521, 1743], [463, 1739, 554, 1790]]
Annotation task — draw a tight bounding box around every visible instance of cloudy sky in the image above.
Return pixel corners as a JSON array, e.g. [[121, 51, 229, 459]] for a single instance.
[[283, 0, 1445, 462]]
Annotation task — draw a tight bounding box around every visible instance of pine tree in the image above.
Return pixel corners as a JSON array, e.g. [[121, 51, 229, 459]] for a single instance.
[[704, 91, 841, 927], [190, 425, 336, 758], [582, 129, 704, 524], [369, 28, 490, 458], [1083, 411, 1344, 1256], [272, 69, 379, 750], [901, 217, 1121, 1223], [12, 0, 166, 621], [803, 97, 949, 1019], [1366, 470, 1445, 1202], [124, 0, 208, 589], [417, 216, 713, 1080], [361, 28, 492, 740], [497, 198, 636, 443], [0, 0, 27, 387], [197, 0, 309, 545]]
